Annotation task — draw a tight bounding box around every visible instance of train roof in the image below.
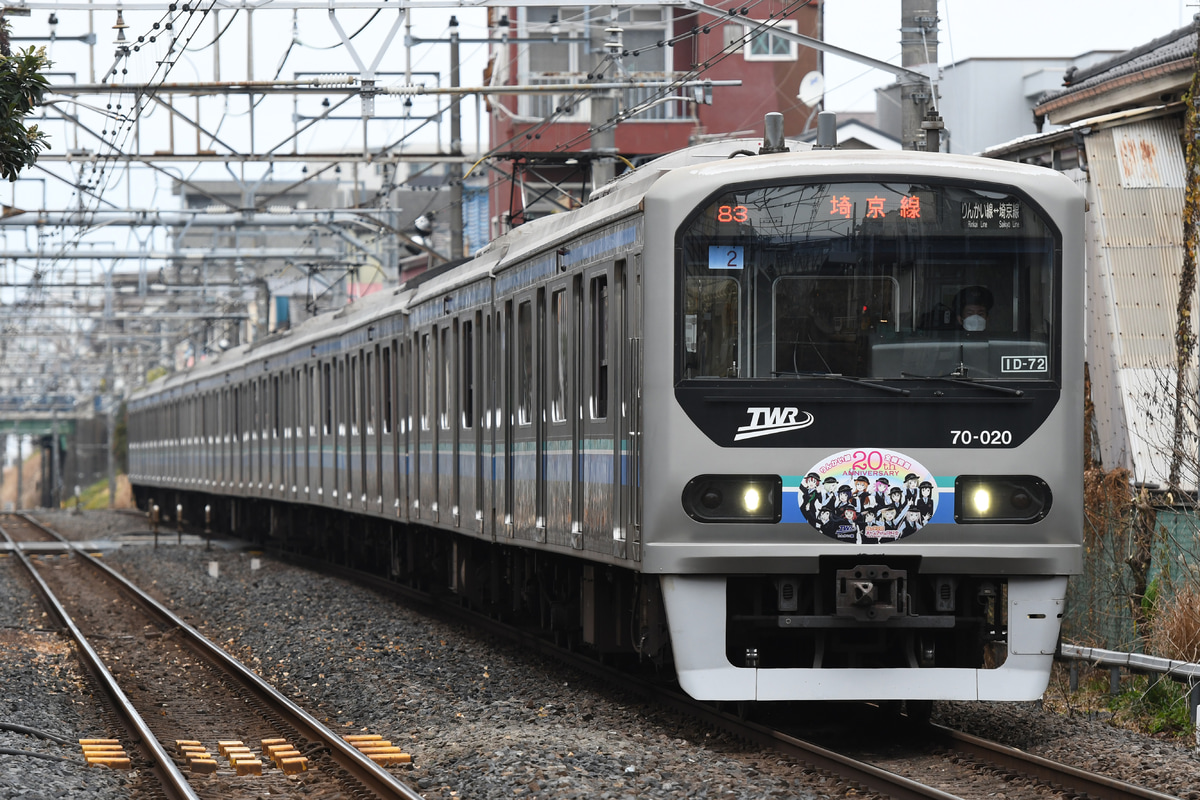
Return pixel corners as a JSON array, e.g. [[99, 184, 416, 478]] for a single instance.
[[133, 137, 1072, 403]]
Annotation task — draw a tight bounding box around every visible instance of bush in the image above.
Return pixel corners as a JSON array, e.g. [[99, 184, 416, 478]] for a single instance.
[[1148, 580, 1200, 663], [1108, 676, 1195, 738]]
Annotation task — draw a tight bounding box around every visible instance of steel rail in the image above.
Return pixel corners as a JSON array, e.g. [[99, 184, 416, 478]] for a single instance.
[[0, 517, 200, 800], [273, 549, 967, 800], [283, 548, 1191, 800], [19, 513, 425, 800], [929, 723, 1183, 800]]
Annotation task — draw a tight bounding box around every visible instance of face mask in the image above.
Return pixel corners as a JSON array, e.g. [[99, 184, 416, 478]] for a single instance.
[[962, 314, 987, 332]]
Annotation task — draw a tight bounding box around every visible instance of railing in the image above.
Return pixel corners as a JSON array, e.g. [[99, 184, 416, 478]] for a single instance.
[[1058, 643, 1200, 738], [518, 73, 697, 123]]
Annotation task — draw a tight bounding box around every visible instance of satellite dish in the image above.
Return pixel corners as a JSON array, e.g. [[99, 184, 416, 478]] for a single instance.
[[798, 71, 825, 107]]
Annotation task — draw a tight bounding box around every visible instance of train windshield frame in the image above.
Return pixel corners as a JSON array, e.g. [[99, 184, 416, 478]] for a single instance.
[[675, 179, 1061, 386]]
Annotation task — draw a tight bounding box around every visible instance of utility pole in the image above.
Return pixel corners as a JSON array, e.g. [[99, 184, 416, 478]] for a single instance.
[[15, 435, 22, 510], [449, 15, 465, 260], [590, 10, 621, 189], [901, 0, 940, 151], [51, 414, 61, 509]]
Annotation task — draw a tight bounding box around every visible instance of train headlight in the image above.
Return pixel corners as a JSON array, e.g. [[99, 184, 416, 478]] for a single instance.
[[954, 476, 1051, 523], [683, 475, 781, 523]]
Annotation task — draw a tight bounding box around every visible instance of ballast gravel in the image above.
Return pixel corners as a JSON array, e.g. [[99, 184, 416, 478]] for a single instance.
[[3, 508, 1199, 800]]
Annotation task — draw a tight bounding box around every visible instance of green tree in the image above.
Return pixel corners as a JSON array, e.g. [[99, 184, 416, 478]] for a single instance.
[[0, 16, 50, 181]]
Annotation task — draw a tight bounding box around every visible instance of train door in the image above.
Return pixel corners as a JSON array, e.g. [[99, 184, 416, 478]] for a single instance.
[[580, 268, 613, 553], [249, 380, 259, 490], [379, 342, 394, 515], [619, 257, 643, 560], [289, 369, 299, 496], [260, 376, 269, 491], [264, 376, 273, 494], [438, 323, 458, 526], [346, 352, 359, 508], [396, 338, 410, 521], [309, 365, 317, 499], [271, 373, 281, 496], [362, 347, 375, 510], [359, 348, 371, 509], [224, 387, 233, 490], [279, 372, 287, 497], [481, 312, 496, 540], [512, 291, 541, 541], [295, 368, 304, 497], [546, 279, 577, 549], [250, 378, 259, 492], [458, 314, 482, 532], [368, 344, 382, 512], [496, 304, 512, 538], [217, 389, 225, 489], [319, 362, 330, 504], [416, 329, 436, 521], [321, 360, 335, 505], [233, 385, 242, 492]]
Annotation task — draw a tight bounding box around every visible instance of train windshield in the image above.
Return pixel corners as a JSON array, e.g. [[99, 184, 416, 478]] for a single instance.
[[677, 181, 1058, 383]]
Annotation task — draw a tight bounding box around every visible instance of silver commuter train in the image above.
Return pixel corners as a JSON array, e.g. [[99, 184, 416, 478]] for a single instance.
[[129, 131, 1084, 703]]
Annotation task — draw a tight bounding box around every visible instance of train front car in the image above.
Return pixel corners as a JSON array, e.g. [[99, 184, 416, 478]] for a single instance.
[[642, 151, 1084, 702]]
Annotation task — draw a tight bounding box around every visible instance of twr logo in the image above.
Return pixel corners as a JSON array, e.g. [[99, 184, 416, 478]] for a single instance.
[[734, 407, 814, 441]]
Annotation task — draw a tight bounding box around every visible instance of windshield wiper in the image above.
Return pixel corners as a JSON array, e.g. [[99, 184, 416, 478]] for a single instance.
[[773, 371, 911, 396], [900, 371, 1025, 397]]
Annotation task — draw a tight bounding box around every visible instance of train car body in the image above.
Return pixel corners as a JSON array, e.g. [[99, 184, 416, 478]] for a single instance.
[[130, 135, 1084, 703]]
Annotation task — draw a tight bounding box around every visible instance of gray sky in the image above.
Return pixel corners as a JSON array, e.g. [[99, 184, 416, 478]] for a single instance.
[[822, 0, 1192, 111]]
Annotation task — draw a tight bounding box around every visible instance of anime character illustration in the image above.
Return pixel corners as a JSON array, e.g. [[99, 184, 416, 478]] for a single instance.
[[915, 480, 936, 522], [798, 472, 822, 524], [853, 475, 873, 510], [897, 507, 925, 537], [872, 477, 891, 509], [832, 507, 861, 542], [795, 449, 941, 544]]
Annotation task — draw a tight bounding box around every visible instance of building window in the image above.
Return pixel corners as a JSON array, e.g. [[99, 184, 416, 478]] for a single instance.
[[518, 6, 670, 119], [742, 20, 798, 61]]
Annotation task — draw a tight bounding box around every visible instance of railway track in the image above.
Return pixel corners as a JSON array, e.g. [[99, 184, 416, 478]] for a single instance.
[[272, 546, 1184, 800], [0, 512, 422, 800]]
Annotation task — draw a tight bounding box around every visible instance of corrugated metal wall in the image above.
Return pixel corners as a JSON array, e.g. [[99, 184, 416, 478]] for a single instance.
[[1084, 118, 1197, 491]]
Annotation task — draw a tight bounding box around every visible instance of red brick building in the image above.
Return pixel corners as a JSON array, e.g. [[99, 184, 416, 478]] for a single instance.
[[486, 1, 822, 232]]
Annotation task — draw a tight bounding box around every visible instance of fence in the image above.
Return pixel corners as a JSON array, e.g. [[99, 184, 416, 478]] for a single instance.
[[1063, 484, 1200, 660]]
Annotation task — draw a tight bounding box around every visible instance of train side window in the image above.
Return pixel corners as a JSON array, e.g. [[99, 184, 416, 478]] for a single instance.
[[398, 340, 408, 436], [549, 289, 567, 423], [382, 346, 393, 434], [350, 354, 360, 436], [498, 307, 508, 428], [590, 275, 608, 420], [365, 350, 375, 436], [440, 326, 451, 430], [420, 332, 432, 431], [252, 380, 260, 438], [338, 359, 347, 436], [272, 375, 281, 438], [461, 319, 474, 429], [517, 300, 533, 426], [322, 362, 332, 436]]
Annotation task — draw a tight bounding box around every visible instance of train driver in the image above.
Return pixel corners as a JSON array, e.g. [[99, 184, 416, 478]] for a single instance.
[[954, 284, 994, 332]]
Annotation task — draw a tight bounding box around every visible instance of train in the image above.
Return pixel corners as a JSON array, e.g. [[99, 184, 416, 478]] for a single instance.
[[128, 119, 1084, 703]]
